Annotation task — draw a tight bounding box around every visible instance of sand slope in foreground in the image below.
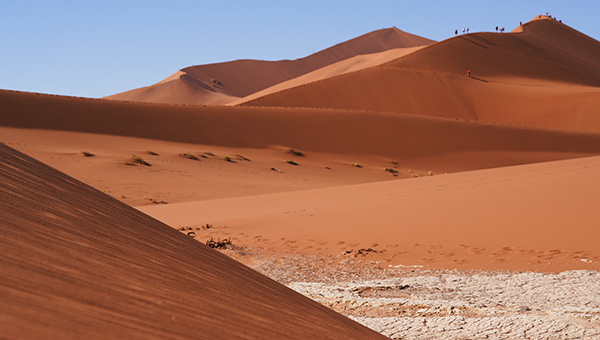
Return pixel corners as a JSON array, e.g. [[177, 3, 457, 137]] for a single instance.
[[0, 143, 385, 339], [140, 156, 600, 273]]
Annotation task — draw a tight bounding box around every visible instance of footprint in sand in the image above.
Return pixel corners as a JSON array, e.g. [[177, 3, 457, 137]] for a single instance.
[[468, 247, 486, 255], [452, 259, 468, 264]]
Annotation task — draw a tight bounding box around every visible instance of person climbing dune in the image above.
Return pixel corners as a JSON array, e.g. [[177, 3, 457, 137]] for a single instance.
[[467, 69, 471, 77]]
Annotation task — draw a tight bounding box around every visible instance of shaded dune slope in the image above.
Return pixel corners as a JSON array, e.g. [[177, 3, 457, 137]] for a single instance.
[[3, 90, 600, 170], [0, 143, 385, 339], [242, 18, 600, 132], [106, 27, 434, 104]]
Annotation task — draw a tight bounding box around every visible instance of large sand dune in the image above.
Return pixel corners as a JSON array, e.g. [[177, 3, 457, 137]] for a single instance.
[[230, 46, 425, 105], [3, 88, 600, 209], [106, 27, 434, 105], [242, 18, 600, 133], [0, 143, 385, 339], [390, 17, 600, 85], [3, 89, 600, 164]]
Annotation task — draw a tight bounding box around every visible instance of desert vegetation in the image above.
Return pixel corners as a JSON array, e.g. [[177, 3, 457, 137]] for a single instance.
[[180, 152, 200, 160], [235, 154, 251, 161], [206, 237, 232, 249], [288, 149, 304, 157], [385, 168, 399, 176], [131, 154, 151, 166]]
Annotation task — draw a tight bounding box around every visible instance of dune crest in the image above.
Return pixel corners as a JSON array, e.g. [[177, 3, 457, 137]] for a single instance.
[[105, 27, 434, 105], [242, 18, 600, 133]]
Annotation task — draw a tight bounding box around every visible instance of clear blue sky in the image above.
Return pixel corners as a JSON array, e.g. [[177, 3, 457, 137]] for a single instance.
[[1, 1, 598, 98]]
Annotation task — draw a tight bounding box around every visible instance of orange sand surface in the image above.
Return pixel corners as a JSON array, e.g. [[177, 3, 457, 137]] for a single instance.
[[0, 143, 385, 339], [3, 89, 600, 209], [2, 87, 600, 273], [139, 156, 600, 273]]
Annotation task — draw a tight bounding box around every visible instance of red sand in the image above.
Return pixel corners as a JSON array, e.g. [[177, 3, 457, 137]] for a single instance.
[[3, 88, 600, 208], [0, 143, 385, 339], [242, 18, 600, 133], [139, 155, 600, 273], [106, 27, 434, 105]]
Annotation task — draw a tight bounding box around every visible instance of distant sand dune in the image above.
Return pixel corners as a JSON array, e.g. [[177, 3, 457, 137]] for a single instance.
[[3, 90, 600, 166], [243, 18, 600, 133], [105, 27, 434, 105]]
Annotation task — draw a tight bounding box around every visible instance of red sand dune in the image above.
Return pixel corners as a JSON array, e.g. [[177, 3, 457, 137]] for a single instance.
[[242, 18, 600, 133], [389, 17, 600, 85], [106, 27, 434, 105], [106, 70, 239, 105], [140, 155, 600, 273], [2, 90, 600, 172], [230, 46, 425, 105], [0, 143, 385, 339]]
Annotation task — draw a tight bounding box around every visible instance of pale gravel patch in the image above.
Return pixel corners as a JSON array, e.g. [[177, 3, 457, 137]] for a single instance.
[[211, 246, 600, 339], [288, 271, 600, 340]]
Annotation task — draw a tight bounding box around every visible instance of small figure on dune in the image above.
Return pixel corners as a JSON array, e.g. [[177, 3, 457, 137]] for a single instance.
[[455, 29, 458, 35], [466, 27, 469, 33], [467, 69, 471, 77], [462, 28, 465, 34], [496, 26, 498, 32]]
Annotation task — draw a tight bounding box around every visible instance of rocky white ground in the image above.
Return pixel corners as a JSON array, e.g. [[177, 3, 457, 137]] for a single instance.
[[198, 239, 600, 339], [288, 270, 600, 340]]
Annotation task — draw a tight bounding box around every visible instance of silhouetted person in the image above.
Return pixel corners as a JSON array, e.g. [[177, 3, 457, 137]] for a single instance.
[[496, 26, 498, 32], [466, 27, 469, 33], [455, 29, 458, 35]]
